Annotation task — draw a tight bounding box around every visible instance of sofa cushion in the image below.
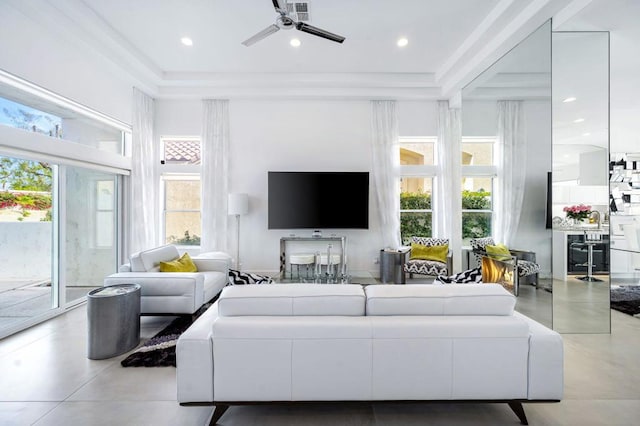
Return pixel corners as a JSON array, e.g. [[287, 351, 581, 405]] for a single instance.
[[228, 269, 274, 285], [160, 252, 198, 272], [129, 253, 145, 272], [139, 245, 181, 272], [365, 284, 515, 316], [435, 267, 482, 284], [218, 284, 365, 316], [202, 271, 229, 303]]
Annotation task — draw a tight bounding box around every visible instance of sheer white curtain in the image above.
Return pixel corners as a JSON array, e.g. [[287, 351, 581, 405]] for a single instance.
[[495, 100, 525, 246], [201, 99, 230, 253], [435, 100, 462, 271], [130, 88, 157, 253], [371, 100, 401, 249]]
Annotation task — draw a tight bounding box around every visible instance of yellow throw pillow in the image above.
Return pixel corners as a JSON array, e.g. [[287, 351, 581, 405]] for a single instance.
[[485, 243, 512, 261], [159, 252, 198, 273], [409, 243, 448, 263]]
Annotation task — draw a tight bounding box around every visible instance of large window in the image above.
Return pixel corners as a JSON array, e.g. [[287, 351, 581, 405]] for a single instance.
[[0, 70, 130, 339], [160, 137, 201, 246], [461, 137, 496, 244], [399, 137, 436, 242]]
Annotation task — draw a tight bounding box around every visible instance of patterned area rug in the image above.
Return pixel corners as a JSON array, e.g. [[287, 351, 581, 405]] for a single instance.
[[610, 285, 640, 317], [121, 302, 212, 367]]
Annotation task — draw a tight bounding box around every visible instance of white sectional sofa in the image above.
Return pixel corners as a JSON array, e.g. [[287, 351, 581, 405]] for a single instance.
[[104, 245, 230, 315], [176, 283, 563, 425]]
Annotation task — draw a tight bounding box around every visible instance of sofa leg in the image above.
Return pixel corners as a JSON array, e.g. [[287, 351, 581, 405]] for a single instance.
[[208, 404, 229, 425], [507, 402, 528, 425]]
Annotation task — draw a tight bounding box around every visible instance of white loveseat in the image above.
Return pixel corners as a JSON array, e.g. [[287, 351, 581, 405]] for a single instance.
[[176, 283, 563, 425], [104, 245, 230, 315]]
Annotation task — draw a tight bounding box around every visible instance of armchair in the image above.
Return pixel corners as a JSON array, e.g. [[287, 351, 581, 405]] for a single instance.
[[104, 245, 231, 315], [470, 237, 540, 296], [403, 236, 452, 279]]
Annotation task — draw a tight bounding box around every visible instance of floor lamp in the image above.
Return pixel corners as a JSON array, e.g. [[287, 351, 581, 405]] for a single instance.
[[228, 193, 249, 270]]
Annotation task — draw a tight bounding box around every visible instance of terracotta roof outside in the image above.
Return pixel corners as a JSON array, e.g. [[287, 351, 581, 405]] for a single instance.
[[163, 139, 200, 164]]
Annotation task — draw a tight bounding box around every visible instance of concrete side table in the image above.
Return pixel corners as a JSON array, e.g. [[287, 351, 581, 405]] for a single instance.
[[87, 284, 141, 360]]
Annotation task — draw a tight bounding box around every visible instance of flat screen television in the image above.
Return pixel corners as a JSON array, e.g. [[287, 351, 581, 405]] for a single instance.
[[268, 171, 369, 229]]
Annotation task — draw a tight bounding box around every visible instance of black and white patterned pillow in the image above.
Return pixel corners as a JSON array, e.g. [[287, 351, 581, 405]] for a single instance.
[[435, 267, 482, 284], [228, 269, 274, 285]]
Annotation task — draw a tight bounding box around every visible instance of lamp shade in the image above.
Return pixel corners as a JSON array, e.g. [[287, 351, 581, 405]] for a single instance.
[[228, 193, 249, 216]]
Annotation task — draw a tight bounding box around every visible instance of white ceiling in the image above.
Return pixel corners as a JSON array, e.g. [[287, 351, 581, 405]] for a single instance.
[[6, 0, 638, 108], [12, 0, 584, 99], [81, 0, 500, 74]]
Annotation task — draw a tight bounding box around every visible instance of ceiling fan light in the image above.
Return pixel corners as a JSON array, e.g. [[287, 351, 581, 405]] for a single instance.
[[181, 37, 193, 46], [397, 38, 409, 47], [290, 38, 301, 47]]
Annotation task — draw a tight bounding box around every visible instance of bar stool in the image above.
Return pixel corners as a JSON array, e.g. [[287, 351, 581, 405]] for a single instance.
[[289, 253, 315, 281], [577, 231, 603, 282]]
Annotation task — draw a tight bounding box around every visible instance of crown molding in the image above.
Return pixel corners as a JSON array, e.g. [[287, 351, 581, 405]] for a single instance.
[[7, 0, 160, 94]]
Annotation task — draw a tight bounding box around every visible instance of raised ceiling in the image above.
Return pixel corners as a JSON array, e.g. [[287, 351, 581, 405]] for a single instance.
[[9, 0, 585, 99]]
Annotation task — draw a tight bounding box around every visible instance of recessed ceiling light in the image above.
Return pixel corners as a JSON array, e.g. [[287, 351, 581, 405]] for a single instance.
[[573, 118, 585, 123], [181, 37, 193, 46], [583, 132, 591, 136], [563, 97, 577, 103], [290, 38, 301, 47], [397, 38, 409, 47]]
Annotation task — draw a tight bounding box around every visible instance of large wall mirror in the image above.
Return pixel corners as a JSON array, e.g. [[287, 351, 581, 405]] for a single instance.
[[462, 21, 553, 327], [551, 31, 610, 333]]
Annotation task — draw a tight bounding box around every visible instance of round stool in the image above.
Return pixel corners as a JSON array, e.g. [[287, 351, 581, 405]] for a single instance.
[[290, 253, 315, 280], [316, 254, 342, 280]]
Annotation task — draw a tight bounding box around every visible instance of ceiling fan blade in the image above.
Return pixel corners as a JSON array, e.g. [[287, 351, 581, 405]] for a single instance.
[[241, 24, 280, 46], [295, 22, 345, 43], [272, 0, 288, 14]]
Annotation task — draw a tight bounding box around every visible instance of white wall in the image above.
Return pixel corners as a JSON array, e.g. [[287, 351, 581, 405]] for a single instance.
[[156, 97, 554, 276], [0, 3, 135, 125], [0, 223, 51, 279], [155, 99, 438, 275]]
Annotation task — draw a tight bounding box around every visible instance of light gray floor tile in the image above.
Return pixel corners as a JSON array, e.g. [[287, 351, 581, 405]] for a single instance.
[[373, 402, 521, 425], [0, 287, 639, 426], [0, 402, 59, 426], [216, 403, 375, 426], [32, 401, 211, 426], [68, 362, 178, 401]]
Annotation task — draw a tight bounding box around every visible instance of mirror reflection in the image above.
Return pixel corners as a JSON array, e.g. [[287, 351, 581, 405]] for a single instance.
[[551, 31, 610, 333], [462, 21, 552, 327]]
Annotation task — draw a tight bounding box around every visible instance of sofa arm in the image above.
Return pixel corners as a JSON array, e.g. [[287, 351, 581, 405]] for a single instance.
[[192, 252, 231, 273], [177, 303, 218, 403], [514, 312, 563, 400]]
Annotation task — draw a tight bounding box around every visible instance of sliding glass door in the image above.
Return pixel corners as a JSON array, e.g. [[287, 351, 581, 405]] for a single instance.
[[0, 154, 56, 331], [62, 166, 119, 306]]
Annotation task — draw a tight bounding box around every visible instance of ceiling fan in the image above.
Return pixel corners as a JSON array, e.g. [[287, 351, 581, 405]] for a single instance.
[[242, 0, 345, 47]]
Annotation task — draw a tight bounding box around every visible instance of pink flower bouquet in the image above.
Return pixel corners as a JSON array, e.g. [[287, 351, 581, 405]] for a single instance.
[[563, 204, 592, 220]]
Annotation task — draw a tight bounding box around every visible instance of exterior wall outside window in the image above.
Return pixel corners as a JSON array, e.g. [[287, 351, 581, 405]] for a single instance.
[[160, 137, 201, 247]]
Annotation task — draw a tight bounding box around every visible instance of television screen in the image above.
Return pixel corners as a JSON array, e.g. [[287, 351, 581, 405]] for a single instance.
[[268, 171, 369, 229]]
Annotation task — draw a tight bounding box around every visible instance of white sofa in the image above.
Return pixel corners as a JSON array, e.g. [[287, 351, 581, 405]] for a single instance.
[[176, 283, 563, 425], [104, 245, 230, 315]]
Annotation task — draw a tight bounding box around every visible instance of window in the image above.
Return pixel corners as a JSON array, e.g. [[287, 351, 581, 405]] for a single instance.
[[399, 137, 436, 242], [160, 137, 201, 246], [461, 137, 497, 244], [94, 179, 115, 248]]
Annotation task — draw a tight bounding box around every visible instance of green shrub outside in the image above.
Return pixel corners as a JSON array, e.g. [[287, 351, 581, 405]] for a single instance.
[[400, 190, 491, 242], [0, 191, 52, 210], [168, 230, 201, 246]]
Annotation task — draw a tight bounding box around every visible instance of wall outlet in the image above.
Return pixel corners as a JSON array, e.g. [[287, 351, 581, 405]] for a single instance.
[[373, 257, 380, 264]]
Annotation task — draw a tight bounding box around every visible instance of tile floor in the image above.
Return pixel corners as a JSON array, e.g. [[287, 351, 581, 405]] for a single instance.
[[0, 287, 639, 425]]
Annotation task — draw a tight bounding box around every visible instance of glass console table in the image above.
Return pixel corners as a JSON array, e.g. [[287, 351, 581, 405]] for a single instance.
[[279, 236, 347, 282]]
